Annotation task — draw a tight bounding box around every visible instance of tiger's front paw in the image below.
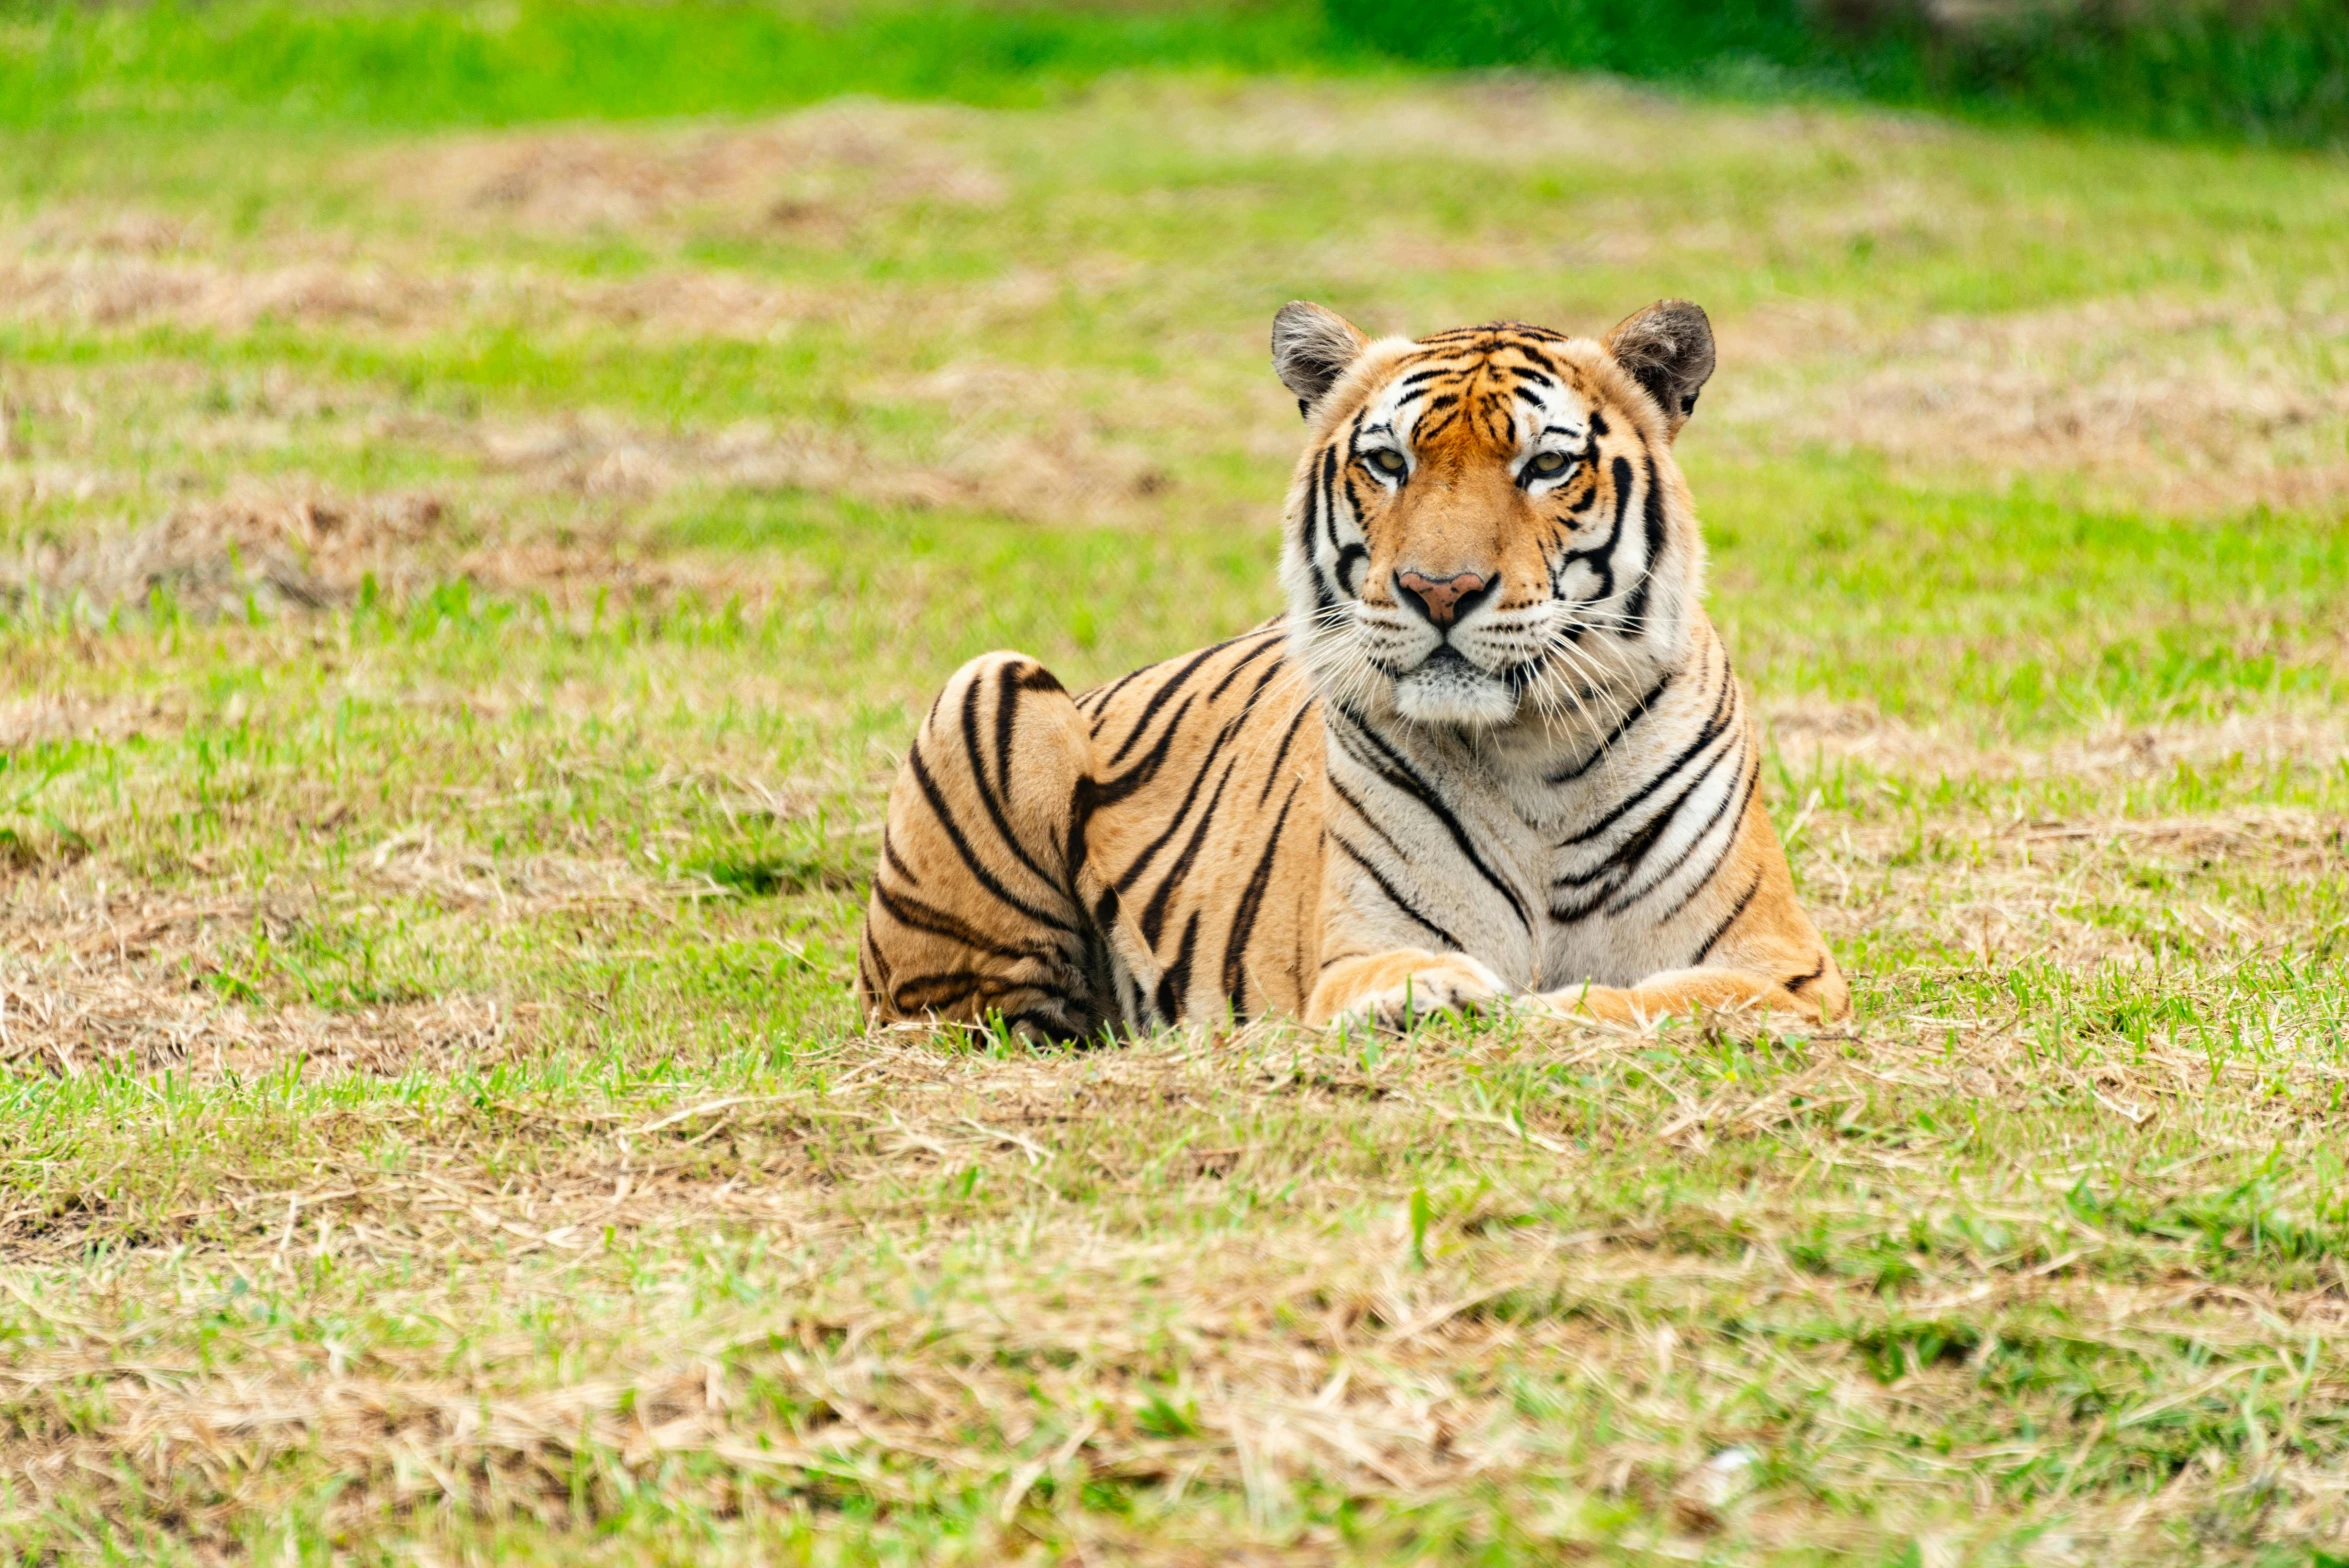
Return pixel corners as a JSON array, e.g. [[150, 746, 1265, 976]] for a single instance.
[[1327, 953, 1511, 1033], [1534, 966, 1815, 1028], [1532, 982, 1642, 1026]]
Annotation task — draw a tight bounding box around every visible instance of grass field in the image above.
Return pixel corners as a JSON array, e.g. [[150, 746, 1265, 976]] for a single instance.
[[5, 7, 2349, 1562]]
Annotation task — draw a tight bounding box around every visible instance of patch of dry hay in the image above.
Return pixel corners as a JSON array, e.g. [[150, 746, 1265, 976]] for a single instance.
[[1762, 711, 2349, 981], [390, 102, 1006, 239], [0, 846, 719, 1087], [1767, 701, 2349, 778], [0, 971, 503, 1085], [0, 886, 505, 1083], [1821, 801, 2346, 978], [1725, 293, 2349, 513], [0, 691, 182, 752], [0, 248, 845, 346], [8, 1024, 2349, 1556], [475, 399, 1178, 525], [0, 487, 450, 614], [0, 478, 775, 617]]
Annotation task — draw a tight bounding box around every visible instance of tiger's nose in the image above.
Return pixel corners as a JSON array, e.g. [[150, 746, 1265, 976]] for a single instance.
[[1394, 569, 1494, 627]]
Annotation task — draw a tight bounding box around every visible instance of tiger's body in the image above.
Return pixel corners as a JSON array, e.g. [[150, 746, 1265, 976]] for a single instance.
[[858, 302, 1845, 1038]]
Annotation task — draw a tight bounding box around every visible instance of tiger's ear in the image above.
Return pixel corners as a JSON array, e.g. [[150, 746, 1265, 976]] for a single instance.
[[1271, 301, 1370, 418], [1603, 299, 1715, 439]]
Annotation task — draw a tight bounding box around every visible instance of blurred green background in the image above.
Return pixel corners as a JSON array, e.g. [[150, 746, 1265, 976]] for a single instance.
[[5, 0, 2346, 144]]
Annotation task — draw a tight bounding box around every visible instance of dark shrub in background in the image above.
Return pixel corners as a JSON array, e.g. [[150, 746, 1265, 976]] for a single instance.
[[1324, 0, 2349, 147]]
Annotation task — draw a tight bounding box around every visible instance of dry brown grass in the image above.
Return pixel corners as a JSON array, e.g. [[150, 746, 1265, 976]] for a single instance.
[[0, 467, 803, 617], [1725, 292, 2349, 513], [1768, 700, 2349, 778], [392, 104, 1007, 240], [10, 999, 2349, 1559]]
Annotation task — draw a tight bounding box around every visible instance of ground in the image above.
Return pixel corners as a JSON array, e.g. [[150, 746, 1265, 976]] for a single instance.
[[3, 64, 2349, 1565]]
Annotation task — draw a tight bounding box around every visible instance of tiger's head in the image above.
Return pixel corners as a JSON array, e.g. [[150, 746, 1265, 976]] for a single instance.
[[1272, 301, 1716, 733]]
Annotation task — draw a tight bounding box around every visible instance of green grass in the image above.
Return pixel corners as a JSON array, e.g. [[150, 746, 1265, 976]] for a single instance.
[[3, 9, 2349, 1563], [0, 0, 1347, 129]]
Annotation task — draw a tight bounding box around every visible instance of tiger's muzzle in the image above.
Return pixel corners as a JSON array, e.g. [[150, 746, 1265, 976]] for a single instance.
[[1373, 572, 1528, 729]]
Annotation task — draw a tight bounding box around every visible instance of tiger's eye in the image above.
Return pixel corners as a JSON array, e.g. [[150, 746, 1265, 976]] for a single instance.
[[1366, 448, 1407, 477], [1528, 451, 1571, 478]]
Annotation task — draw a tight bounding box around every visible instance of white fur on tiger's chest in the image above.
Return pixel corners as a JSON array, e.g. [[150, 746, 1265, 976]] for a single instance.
[[1322, 659, 1745, 996]]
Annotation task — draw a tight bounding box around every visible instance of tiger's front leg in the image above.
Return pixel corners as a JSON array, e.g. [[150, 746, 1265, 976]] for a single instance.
[[1302, 830, 1518, 1030], [1301, 787, 1524, 1031], [856, 651, 1111, 1042]]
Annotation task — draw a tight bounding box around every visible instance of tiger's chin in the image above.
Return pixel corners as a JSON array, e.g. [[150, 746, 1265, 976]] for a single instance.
[[1391, 650, 1521, 730]]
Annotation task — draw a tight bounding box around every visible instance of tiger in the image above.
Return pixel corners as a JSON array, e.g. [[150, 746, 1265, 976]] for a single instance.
[[855, 299, 1847, 1040]]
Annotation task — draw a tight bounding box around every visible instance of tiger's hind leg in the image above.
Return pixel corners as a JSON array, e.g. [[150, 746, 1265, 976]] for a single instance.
[[857, 652, 1109, 1042]]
